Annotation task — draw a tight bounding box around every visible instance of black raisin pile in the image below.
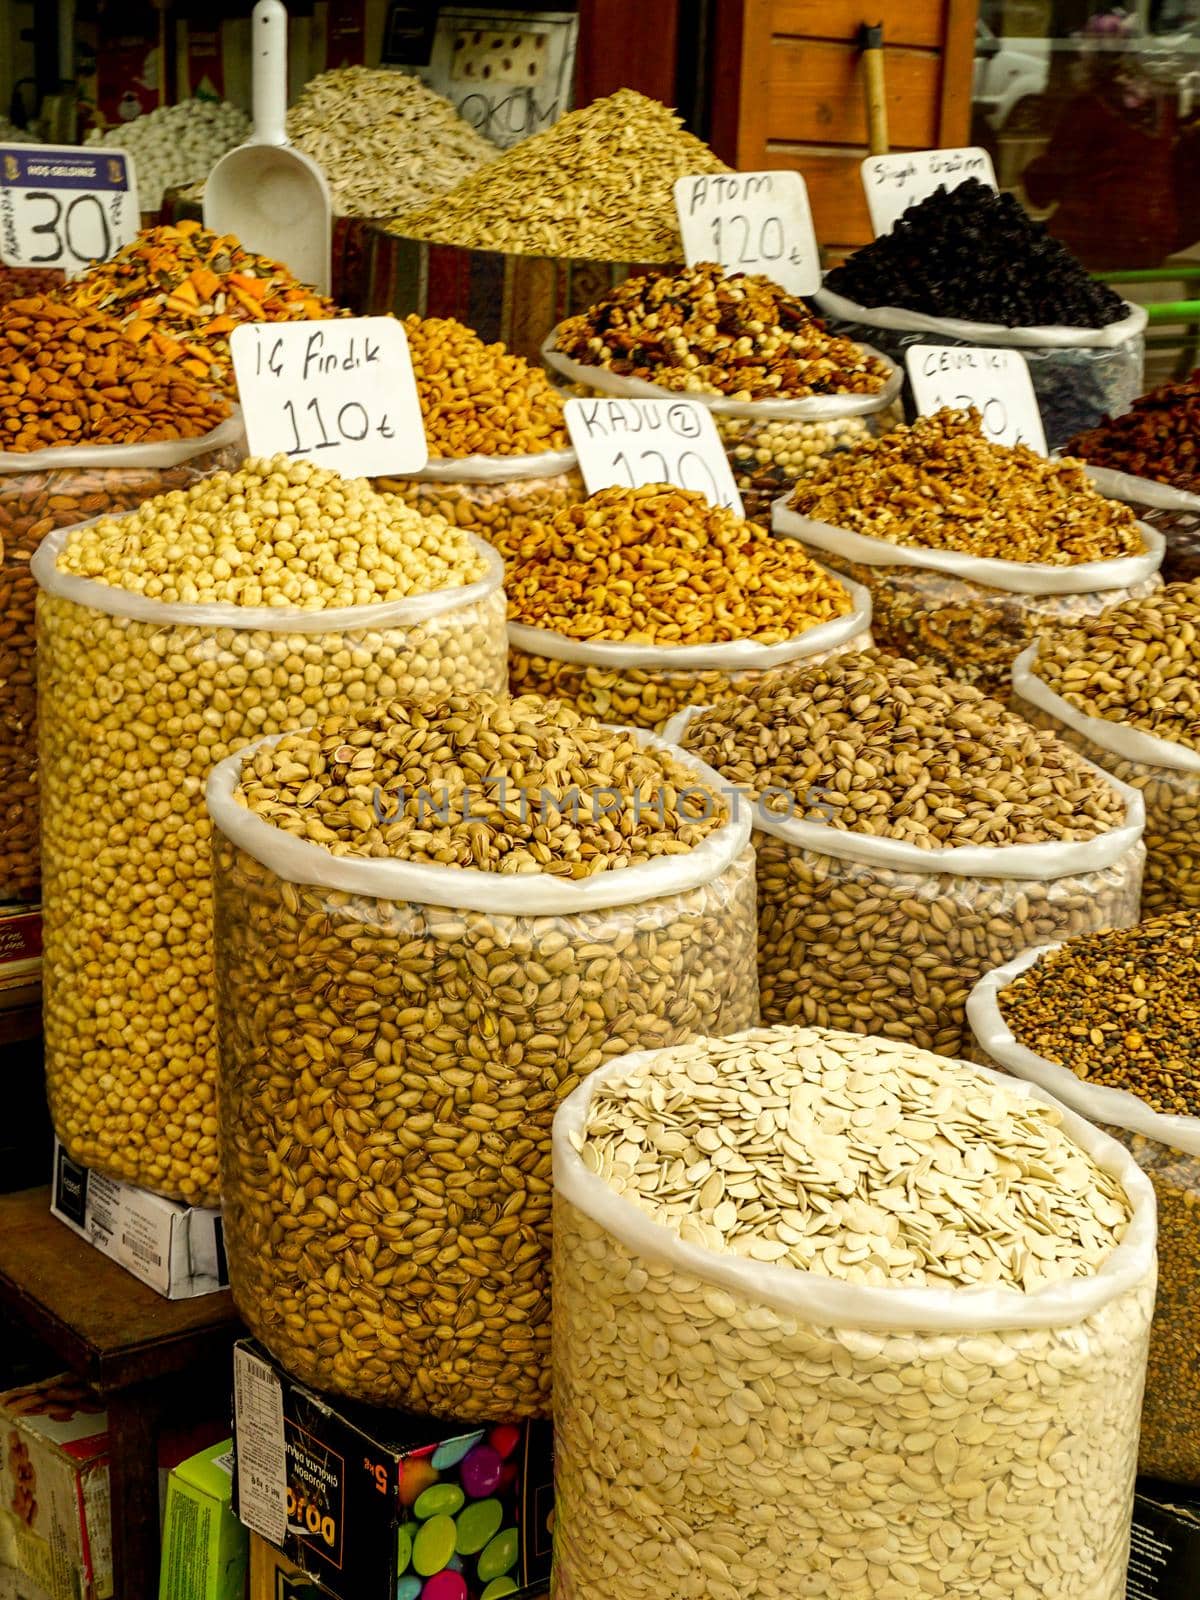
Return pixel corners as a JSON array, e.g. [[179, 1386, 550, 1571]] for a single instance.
[[824, 179, 1127, 329]]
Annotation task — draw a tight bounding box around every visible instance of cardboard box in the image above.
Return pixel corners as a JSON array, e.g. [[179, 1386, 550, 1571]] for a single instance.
[[1128, 1484, 1200, 1599], [159, 1440, 247, 1600], [51, 1141, 228, 1300], [0, 907, 40, 999], [232, 1341, 553, 1600], [249, 1534, 325, 1599], [0, 1376, 111, 1600]]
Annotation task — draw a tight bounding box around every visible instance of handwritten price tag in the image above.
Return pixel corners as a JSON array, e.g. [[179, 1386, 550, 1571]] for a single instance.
[[905, 345, 1047, 454], [673, 171, 820, 296], [0, 145, 139, 271], [565, 397, 744, 517], [231, 317, 427, 477], [862, 147, 997, 237]]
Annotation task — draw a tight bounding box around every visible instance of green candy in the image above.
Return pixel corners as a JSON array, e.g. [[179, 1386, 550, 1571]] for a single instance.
[[455, 1497, 503, 1555], [477, 1528, 519, 1583], [481, 1581, 518, 1599], [396, 1524, 413, 1573], [415, 1483, 466, 1520], [413, 1514, 457, 1576]]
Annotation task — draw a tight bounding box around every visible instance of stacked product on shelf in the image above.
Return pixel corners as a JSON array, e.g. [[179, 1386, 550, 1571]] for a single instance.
[[207, 694, 758, 1417], [669, 650, 1145, 1055], [552, 1025, 1156, 1600], [815, 178, 1146, 448], [500, 484, 872, 730], [374, 315, 585, 556], [35, 458, 506, 1206], [545, 261, 902, 520], [0, 292, 241, 908], [775, 407, 1164, 693], [968, 913, 1200, 1490], [375, 90, 732, 361], [1013, 581, 1200, 914]]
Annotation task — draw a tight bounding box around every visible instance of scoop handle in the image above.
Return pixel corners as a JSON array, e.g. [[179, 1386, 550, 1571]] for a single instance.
[[251, 0, 289, 147]]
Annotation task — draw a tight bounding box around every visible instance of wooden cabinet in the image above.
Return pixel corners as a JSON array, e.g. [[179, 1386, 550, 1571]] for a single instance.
[[711, 0, 979, 254]]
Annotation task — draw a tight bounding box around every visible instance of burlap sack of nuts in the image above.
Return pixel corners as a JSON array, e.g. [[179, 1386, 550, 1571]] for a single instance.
[[1013, 594, 1200, 916], [542, 332, 903, 525], [774, 491, 1164, 699], [668, 656, 1146, 1057], [552, 1026, 1157, 1600], [969, 939, 1200, 1487], [34, 465, 506, 1206], [0, 417, 244, 903], [206, 697, 760, 1420]]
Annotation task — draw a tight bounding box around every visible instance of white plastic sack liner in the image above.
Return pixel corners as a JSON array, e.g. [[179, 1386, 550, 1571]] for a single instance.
[[207, 728, 752, 918], [662, 702, 1144, 880], [508, 570, 872, 673], [553, 1039, 1156, 1331], [968, 944, 1200, 1159], [32, 518, 504, 636], [1080, 462, 1200, 515], [812, 284, 1148, 351], [773, 498, 1165, 597], [391, 444, 578, 484], [1013, 639, 1200, 776], [541, 328, 904, 421], [0, 410, 245, 472]]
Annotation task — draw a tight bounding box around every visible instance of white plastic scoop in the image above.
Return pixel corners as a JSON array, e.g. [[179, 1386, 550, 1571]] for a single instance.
[[203, 0, 331, 292]]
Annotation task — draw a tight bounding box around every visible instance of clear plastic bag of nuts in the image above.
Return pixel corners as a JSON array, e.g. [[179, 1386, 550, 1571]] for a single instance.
[[32, 522, 506, 1207], [0, 416, 244, 903], [509, 574, 873, 734], [204, 733, 760, 1421], [541, 333, 904, 526], [376, 447, 585, 552], [812, 285, 1148, 452], [664, 706, 1145, 1055], [1013, 640, 1200, 916], [969, 945, 1200, 1487], [773, 502, 1165, 696], [551, 1033, 1158, 1600]]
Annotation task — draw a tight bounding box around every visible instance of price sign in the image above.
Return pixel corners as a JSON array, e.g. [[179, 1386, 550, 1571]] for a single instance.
[[565, 397, 744, 517], [905, 345, 1047, 454], [673, 171, 820, 296], [0, 145, 140, 271], [231, 317, 427, 477], [862, 147, 997, 237]]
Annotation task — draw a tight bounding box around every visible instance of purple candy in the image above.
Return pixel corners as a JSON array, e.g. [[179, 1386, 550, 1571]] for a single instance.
[[459, 1444, 502, 1498]]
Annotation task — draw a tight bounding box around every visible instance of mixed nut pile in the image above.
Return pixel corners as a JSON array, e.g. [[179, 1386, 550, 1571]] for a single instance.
[[554, 1025, 1150, 1600], [38, 457, 505, 1206], [391, 89, 729, 261], [554, 263, 892, 400], [214, 693, 758, 1416]]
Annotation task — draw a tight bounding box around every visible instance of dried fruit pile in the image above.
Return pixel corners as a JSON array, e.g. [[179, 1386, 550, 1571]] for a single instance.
[[61, 221, 343, 392], [825, 178, 1128, 328], [1066, 370, 1200, 496]]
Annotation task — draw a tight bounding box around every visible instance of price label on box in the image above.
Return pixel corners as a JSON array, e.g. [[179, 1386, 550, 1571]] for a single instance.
[[905, 344, 1047, 454], [565, 397, 744, 516], [0, 145, 140, 270], [861, 147, 997, 237], [673, 171, 820, 296], [231, 317, 428, 478]]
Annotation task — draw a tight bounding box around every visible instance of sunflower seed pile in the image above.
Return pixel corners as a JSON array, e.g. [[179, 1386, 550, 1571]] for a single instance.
[[575, 1027, 1131, 1291]]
